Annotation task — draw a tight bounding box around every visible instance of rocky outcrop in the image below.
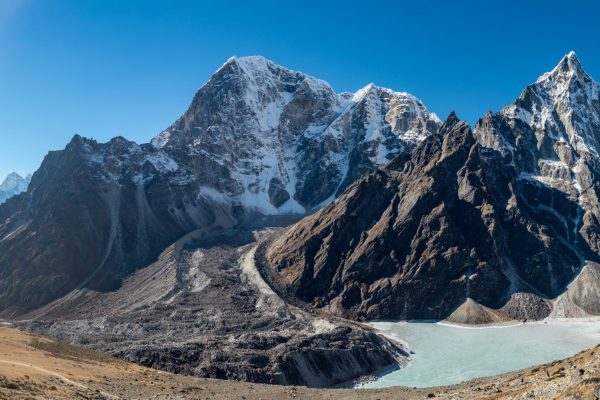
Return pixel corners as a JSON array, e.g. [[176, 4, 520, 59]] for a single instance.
[[499, 292, 552, 321]]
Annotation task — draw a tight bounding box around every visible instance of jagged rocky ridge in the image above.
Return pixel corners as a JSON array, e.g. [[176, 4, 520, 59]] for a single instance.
[[0, 56, 439, 316], [263, 52, 600, 323], [0, 172, 30, 205]]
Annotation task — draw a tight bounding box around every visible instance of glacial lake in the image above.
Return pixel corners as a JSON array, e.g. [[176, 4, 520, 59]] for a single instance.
[[361, 320, 600, 388]]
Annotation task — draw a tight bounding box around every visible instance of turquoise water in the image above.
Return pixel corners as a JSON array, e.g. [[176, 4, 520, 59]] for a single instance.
[[362, 320, 600, 388]]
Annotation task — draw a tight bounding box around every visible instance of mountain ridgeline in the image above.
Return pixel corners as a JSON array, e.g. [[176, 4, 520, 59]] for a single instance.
[[0, 56, 439, 316], [1, 52, 600, 325], [3, 51, 600, 388], [263, 52, 600, 323]]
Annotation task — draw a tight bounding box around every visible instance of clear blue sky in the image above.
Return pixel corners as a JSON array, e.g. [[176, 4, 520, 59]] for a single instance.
[[1, 0, 599, 179]]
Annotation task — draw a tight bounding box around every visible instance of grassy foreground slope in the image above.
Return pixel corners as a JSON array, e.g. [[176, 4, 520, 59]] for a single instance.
[[0, 327, 599, 400]]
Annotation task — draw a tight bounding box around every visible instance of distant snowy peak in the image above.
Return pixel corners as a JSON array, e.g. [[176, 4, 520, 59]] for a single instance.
[[324, 83, 440, 166], [0, 172, 31, 204], [0, 172, 29, 191], [359, 83, 441, 140]]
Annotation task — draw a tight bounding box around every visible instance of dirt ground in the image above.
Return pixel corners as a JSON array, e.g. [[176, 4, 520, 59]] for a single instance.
[[1, 327, 600, 400]]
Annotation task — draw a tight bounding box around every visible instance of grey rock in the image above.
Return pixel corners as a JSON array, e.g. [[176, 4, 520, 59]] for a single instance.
[[499, 293, 552, 321], [17, 223, 407, 387], [268, 178, 290, 207]]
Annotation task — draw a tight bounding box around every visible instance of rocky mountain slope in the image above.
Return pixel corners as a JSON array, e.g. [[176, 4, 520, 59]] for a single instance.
[[0, 56, 439, 316], [16, 221, 407, 387], [152, 56, 440, 211], [0, 172, 30, 204], [262, 52, 600, 323], [3, 50, 600, 391]]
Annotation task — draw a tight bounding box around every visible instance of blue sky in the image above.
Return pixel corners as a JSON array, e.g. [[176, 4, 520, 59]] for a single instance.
[[0, 0, 599, 179]]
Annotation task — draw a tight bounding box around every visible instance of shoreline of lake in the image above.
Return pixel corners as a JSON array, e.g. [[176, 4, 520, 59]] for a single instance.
[[360, 318, 600, 388]]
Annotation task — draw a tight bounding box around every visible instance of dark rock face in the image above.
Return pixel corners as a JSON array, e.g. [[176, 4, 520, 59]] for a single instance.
[[0, 56, 439, 316], [263, 53, 600, 323], [0, 136, 233, 317], [268, 178, 290, 207], [264, 116, 505, 320], [264, 82, 600, 321]]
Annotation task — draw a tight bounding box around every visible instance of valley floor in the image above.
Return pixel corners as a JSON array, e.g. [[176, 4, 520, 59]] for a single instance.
[[1, 327, 600, 400], [12, 222, 406, 387]]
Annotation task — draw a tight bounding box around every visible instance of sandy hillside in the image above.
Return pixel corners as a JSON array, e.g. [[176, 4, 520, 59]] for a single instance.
[[0, 327, 600, 399]]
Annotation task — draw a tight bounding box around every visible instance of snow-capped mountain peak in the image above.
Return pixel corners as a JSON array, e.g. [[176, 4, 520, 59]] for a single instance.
[[349, 83, 440, 128], [152, 55, 341, 149], [0, 172, 31, 204], [149, 56, 440, 212], [476, 51, 600, 207], [351, 83, 378, 101], [536, 51, 587, 84], [508, 51, 600, 155]]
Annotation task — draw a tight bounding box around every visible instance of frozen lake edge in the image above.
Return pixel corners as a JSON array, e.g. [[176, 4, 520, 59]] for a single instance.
[[361, 318, 600, 388]]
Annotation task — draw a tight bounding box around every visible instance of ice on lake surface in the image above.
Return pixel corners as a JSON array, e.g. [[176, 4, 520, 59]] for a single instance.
[[362, 320, 600, 388]]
